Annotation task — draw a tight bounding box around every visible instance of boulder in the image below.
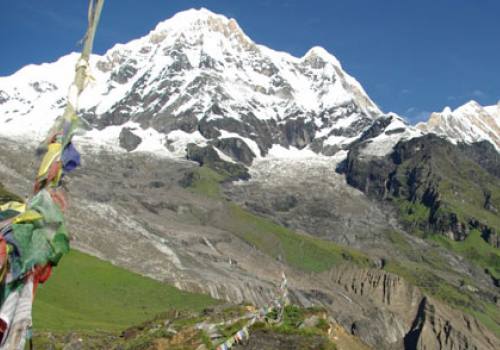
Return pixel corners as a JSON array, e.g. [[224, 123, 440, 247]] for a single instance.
[[119, 128, 142, 152]]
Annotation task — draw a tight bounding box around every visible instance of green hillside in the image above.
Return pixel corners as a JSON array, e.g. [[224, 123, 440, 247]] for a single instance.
[[185, 166, 373, 273], [33, 249, 217, 332]]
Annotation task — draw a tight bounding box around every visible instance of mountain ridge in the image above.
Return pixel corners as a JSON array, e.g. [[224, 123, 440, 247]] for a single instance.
[[417, 100, 500, 151], [0, 8, 397, 161], [1, 8, 498, 160]]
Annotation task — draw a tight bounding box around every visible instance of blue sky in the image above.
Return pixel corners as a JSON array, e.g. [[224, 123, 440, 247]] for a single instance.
[[1, 0, 499, 123]]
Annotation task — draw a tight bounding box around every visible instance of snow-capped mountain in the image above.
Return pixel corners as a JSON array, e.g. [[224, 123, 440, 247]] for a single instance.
[[0, 8, 407, 163], [417, 100, 500, 151]]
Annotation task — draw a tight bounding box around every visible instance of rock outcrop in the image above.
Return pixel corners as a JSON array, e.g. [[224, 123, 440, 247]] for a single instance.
[[211, 137, 256, 165], [119, 127, 142, 152], [185, 143, 250, 181], [340, 134, 500, 247], [325, 266, 500, 350]]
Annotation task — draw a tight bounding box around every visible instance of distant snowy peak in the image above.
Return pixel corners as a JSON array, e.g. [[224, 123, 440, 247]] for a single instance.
[[416, 100, 500, 150], [1, 8, 387, 161]]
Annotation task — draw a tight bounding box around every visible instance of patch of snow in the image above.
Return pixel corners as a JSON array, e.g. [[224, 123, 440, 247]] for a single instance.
[[324, 134, 359, 146], [266, 144, 320, 159], [218, 130, 262, 158], [214, 147, 237, 163], [166, 129, 207, 156], [360, 127, 422, 157], [303, 46, 342, 68]]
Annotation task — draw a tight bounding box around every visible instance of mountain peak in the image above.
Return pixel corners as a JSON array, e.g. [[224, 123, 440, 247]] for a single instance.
[[418, 100, 500, 150], [155, 7, 223, 29], [441, 106, 452, 115], [142, 7, 255, 54], [150, 8, 251, 43], [455, 100, 482, 114], [303, 46, 342, 67]]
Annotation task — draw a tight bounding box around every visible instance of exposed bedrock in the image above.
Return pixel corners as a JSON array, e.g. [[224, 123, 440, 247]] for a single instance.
[[324, 266, 499, 350], [340, 134, 500, 247]]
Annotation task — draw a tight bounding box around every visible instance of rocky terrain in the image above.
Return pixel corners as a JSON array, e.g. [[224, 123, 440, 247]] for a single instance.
[[0, 7, 499, 350], [341, 134, 500, 244], [1, 138, 498, 349]]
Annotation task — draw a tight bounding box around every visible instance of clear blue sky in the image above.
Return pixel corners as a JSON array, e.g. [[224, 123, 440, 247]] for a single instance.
[[1, 0, 499, 123]]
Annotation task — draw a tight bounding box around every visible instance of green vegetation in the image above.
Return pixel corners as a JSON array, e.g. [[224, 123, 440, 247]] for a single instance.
[[430, 230, 500, 280], [395, 199, 430, 237], [386, 230, 453, 270], [249, 305, 337, 349], [385, 260, 500, 336], [219, 318, 249, 338], [187, 166, 228, 198], [384, 230, 500, 336], [390, 141, 500, 241], [439, 172, 500, 236], [224, 204, 372, 272], [187, 166, 373, 273], [34, 305, 338, 349], [34, 249, 217, 332]]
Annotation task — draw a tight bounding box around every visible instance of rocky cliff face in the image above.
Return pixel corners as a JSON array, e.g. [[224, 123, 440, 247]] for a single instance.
[[409, 297, 499, 350], [325, 266, 499, 350], [340, 134, 500, 247]]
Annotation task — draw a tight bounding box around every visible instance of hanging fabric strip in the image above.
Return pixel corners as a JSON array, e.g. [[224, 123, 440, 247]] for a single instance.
[[0, 2, 105, 349], [213, 272, 289, 350]]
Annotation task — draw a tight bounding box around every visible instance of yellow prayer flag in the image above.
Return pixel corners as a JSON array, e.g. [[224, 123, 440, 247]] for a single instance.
[[0, 201, 26, 213], [37, 143, 62, 179], [12, 209, 43, 224]]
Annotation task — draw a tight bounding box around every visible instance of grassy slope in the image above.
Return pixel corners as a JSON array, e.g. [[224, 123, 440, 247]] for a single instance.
[[430, 230, 500, 280], [188, 166, 373, 273], [385, 230, 500, 336], [225, 204, 372, 272], [33, 249, 217, 332], [436, 153, 500, 231]]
